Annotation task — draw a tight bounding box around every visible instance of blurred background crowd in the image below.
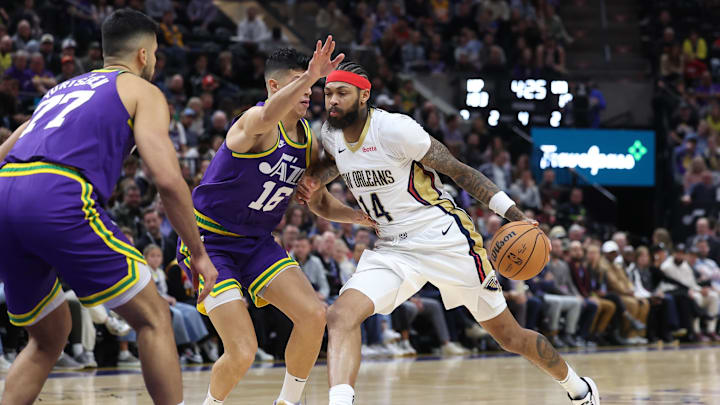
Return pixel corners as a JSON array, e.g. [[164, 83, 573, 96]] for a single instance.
[[1, 0, 720, 370]]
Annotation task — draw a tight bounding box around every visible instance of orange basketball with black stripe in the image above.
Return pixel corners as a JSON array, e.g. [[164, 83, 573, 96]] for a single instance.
[[489, 222, 550, 280]]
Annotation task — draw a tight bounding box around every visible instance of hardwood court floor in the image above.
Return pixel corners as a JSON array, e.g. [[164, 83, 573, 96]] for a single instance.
[[4, 344, 720, 404]]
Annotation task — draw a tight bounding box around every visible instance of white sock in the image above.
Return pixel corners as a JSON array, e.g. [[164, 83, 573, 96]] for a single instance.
[[329, 384, 355, 405], [177, 402, 184, 405], [72, 343, 84, 357], [556, 363, 588, 400], [278, 370, 307, 403], [708, 318, 717, 333], [202, 390, 223, 405]]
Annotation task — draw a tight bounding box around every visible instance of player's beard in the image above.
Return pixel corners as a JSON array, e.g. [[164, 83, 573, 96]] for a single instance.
[[327, 100, 361, 130], [140, 64, 154, 81]]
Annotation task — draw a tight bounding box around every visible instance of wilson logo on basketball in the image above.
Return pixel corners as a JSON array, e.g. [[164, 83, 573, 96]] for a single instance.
[[362, 146, 377, 152], [490, 231, 517, 262]]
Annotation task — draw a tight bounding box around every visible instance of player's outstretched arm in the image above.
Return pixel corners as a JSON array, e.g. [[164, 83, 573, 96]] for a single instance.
[[419, 137, 528, 222], [227, 36, 344, 153], [132, 80, 217, 303], [308, 187, 377, 229], [0, 120, 29, 162]]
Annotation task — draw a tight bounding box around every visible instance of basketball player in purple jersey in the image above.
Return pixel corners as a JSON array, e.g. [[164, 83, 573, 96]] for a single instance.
[[177, 38, 371, 405], [0, 9, 217, 405]]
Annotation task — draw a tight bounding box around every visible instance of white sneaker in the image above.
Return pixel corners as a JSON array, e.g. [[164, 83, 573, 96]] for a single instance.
[[382, 328, 401, 343], [465, 324, 489, 339], [384, 342, 405, 357], [441, 342, 469, 356], [399, 340, 417, 356], [256, 347, 274, 362], [55, 352, 84, 370], [361, 344, 379, 357], [74, 351, 98, 368], [105, 312, 132, 336], [0, 355, 11, 371], [182, 348, 203, 364], [569, 377, 600, 405], [117, 350, 140, 366], [200, 339, 219, 362], [369, 344, 391, 357]]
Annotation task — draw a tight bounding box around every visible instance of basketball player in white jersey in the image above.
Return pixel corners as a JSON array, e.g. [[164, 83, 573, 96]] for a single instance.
[[297, 62, 600, 405]]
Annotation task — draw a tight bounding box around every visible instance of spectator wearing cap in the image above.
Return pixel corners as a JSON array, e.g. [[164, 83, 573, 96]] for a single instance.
[[61, 38, 84, 74], [4, 50, 33, 93], [602, 241, 650, 344], [38, 33, 60, 73], [0, 35, 11, 72], [11, 20, 34, 51], [55, 55, 78, 83], [82, 41, 103, 72], [28, 51, 56, 95]]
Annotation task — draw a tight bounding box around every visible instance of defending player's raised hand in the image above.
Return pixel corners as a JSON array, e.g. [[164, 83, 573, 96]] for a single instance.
[[307, 35, 345, 81], [295, 174, 320, 204], [190, 253, 218, 304], [352, 209, 379, 234]]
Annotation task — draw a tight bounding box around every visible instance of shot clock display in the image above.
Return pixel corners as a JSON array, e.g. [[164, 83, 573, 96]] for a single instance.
[[461, 77, 573, 128]]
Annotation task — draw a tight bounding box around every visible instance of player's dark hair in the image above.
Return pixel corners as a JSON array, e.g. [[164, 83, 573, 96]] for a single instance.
[[335, 61, 369, 80], [101, 8, 158, 58], [265, 48, 309, 80]]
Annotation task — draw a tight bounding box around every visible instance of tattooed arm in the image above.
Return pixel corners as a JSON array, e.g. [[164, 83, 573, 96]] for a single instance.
[[419, 137, 527, 222]]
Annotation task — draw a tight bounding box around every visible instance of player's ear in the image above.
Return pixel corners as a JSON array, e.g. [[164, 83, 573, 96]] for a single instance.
[[138, 47, 148, 68], [359, 89, 370, 105], [267, 77, 280, 94]]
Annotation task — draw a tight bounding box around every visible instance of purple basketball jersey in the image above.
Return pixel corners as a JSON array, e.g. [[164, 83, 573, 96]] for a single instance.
[[192, 119, 313, 237], [6, 69, 134, 204]]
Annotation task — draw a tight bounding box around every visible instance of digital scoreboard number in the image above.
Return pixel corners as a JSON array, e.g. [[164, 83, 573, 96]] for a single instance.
[[462, 78, 572, 128]]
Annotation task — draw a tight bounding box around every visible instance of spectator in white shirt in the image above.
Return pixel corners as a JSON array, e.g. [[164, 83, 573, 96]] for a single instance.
[[237, 6, 269, 43]]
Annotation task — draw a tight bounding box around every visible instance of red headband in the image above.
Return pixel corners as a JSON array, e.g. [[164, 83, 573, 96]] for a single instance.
[[326, 70, 371, 90]]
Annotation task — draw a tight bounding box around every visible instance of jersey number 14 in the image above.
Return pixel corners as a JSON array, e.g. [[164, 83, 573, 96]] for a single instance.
[[358, 193, 393, 222]]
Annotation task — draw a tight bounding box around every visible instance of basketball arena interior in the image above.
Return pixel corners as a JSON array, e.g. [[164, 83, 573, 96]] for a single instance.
[[1, 0, 720, 404]]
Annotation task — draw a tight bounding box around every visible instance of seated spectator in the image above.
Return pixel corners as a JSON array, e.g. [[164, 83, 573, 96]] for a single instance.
[[60, 38, 84, 74], [82, 41, 104, 72], [557, 187, 587, 228], [602, 241, 650, 344], [401, 30, 426, 72], [28, 51, 55, 94], [236, 6, 269, 43], [686, 170, 718, 205], [686, 217, 720, 262], [145, 245, 209, 363], [394, 294, 469, 355], [537, 37, 566, 75], [479, 149, 511, 192], [569, 242, 616, 344], [55, 55, 79, 83], [11, 19, 34, 50], [683, 156, 708, 193], [509, 169, 541, 210], [4, 50, 32, 93], [683, 30, 708, 62], [291, 235, 329, 301], [38, 34, 60, 74], [695, 71, 720, 106], [498, 274, 542, 331], [0, 35, 12, 72], [136, 208, 176, 267], [660, 43, 684, 79], [512, 47, 538, 79], [660, 245, 719, 341], [110, 183, 143, 237]]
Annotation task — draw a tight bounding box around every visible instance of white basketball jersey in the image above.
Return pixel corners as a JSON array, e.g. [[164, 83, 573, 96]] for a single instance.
[[321, 108, 465, 239]]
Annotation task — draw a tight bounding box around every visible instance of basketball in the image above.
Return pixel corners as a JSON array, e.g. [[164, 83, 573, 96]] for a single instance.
[[489, 222, 550, 280]]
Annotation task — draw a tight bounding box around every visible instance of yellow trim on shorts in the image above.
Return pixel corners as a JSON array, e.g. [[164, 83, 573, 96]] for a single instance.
[[248, 256, 298, 308], [0, 162, 146, 264], [196, 276, 243, 315], [78, 258, 140, 307], [8, 278, 62, 326], [409, 162, 490, 280], [194, 209, 242, 237]]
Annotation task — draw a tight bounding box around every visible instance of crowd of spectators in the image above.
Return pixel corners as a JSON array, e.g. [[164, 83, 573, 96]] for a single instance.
[[645, 1, 720, 240], [2, 0, 720, 372]]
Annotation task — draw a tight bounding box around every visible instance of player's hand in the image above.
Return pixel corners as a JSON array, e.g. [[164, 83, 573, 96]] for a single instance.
[[190, 253, 218, 304], [352, 209, 378, 233], [307, 35, 345, 81], [296, 174, 321, 205]]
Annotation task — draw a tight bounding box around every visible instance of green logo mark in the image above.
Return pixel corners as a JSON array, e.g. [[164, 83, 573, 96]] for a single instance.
[[628, 140, 647, 161]]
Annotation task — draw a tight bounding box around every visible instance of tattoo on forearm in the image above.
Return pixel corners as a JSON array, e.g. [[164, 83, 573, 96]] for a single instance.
[[535, 334, 561, 369], [308, 157, 340, 186], [419, 137, 501, 207]]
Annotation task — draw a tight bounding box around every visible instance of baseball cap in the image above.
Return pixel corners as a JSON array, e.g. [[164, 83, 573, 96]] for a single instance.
[[182, 108, 196, 116], [62, 38, 77, 49], [202, 74, 216, 87], [40, 34, 54, 44], [601, 240, 619, 254]]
